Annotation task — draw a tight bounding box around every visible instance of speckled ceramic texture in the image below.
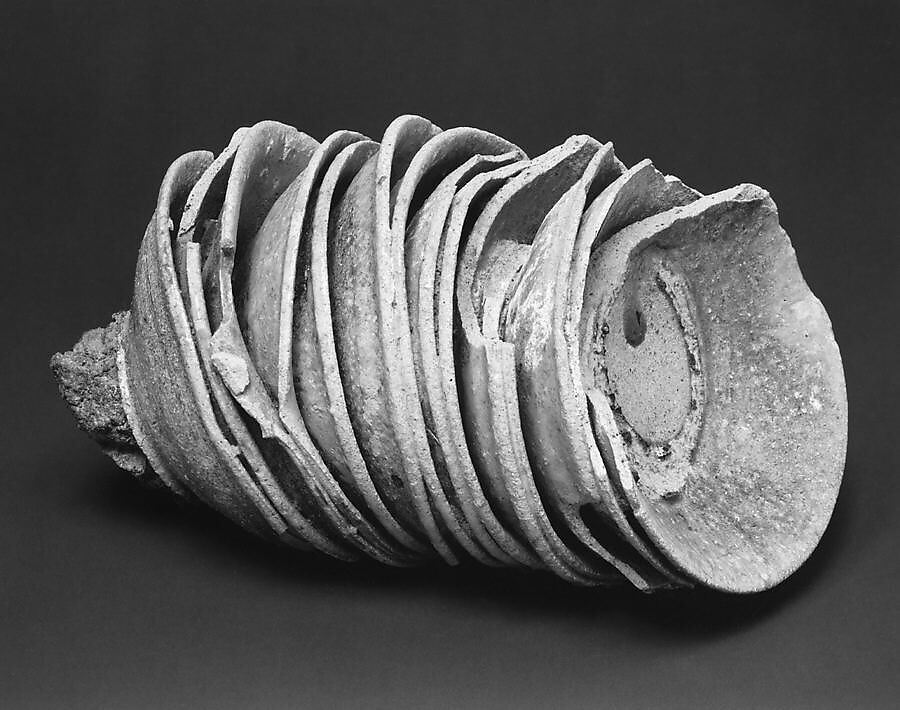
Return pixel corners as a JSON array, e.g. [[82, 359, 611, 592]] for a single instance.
[[52, 115, 847, 593]]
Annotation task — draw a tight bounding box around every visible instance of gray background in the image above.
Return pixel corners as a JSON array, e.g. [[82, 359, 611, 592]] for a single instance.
[[2, 1, 897, 707]]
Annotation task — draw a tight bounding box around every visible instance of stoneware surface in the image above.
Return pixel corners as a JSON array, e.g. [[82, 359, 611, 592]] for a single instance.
[[5, 2, 898, 708]]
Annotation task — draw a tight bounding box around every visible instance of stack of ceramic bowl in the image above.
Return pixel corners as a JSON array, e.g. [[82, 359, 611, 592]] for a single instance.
[[53, 115, 847, 593]]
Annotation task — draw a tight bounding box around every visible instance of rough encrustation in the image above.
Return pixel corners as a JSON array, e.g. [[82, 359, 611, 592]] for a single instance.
[[50, 311, 155, 480], [52, 115, 848, 593]]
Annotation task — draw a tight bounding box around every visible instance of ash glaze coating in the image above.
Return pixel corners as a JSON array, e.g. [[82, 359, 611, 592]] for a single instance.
[[52, 115, 847, 593]]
